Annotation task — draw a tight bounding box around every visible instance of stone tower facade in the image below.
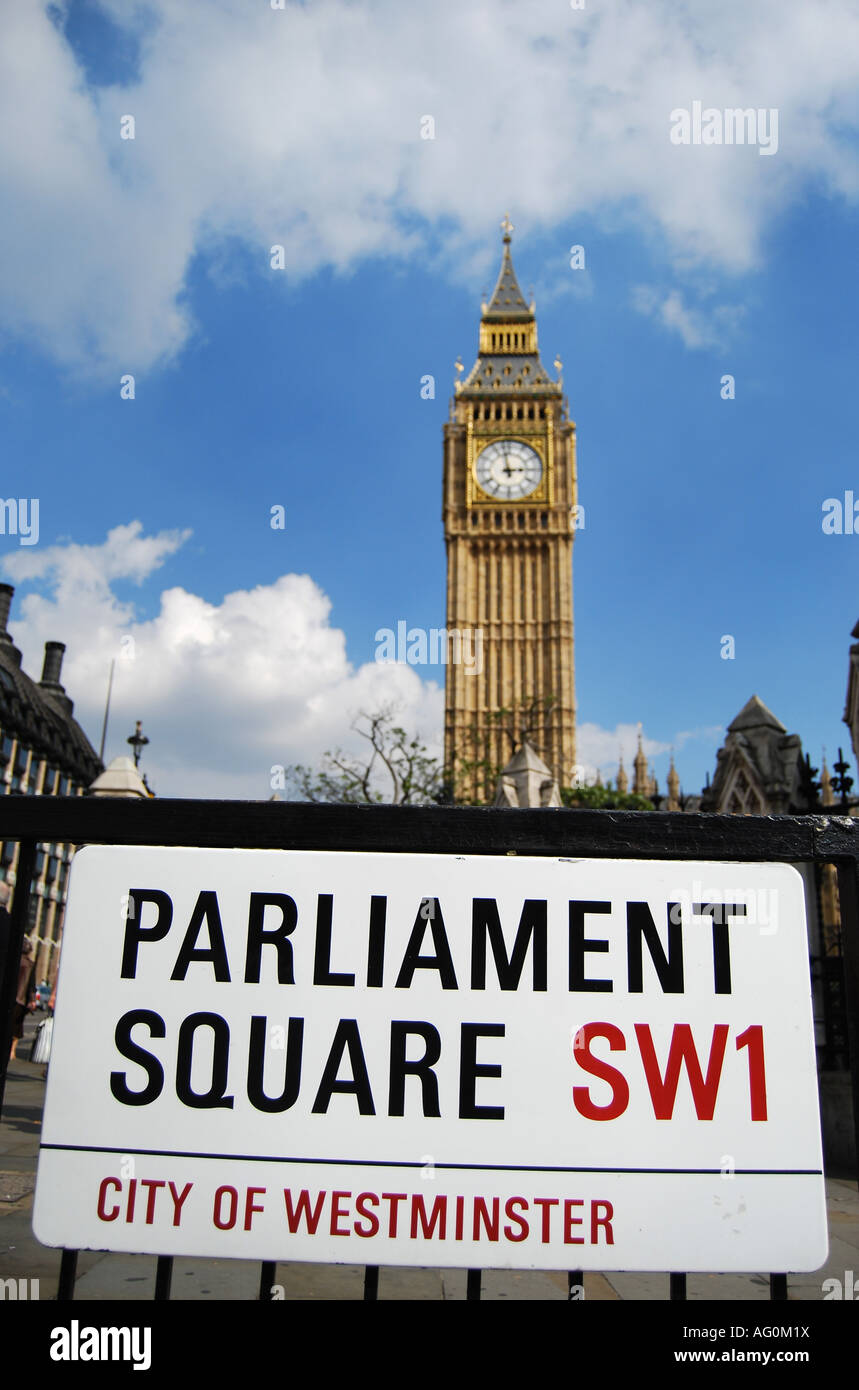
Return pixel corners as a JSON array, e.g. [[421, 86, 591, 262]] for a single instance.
[[443, 220, 577, 800]]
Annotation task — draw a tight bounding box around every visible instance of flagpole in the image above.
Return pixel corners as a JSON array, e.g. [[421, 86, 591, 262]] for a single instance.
[[98, 659, 115, 763]]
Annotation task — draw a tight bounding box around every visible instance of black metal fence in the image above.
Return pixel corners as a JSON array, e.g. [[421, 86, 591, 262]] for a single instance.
[[1, 797, 858, 1302]]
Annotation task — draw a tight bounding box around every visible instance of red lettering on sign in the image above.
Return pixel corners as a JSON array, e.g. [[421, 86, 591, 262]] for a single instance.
[[354, 1191, 380, 1237], [97, 1177, 121, 1222], [591, 1199, 614, 1244], [283, 1188, 325, 1234], [635, 1023, 729, 1120], [503, 1197, 529, 1242], [736, 1024, 768, 1120], [410, 1193, 447, 1240], [572, 1023, 630, 1119], [564, 1198, 584, 1244], [534, 1196, 558, 1242], [472, 1196, 500, 1241], [330, 1190, 350, 1235]]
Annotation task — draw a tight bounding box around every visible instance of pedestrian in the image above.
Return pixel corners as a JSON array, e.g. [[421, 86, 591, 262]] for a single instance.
[[9, 937, 37, 1063]]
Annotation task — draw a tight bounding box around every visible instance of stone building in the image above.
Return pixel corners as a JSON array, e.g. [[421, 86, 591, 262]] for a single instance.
[[700, 694, 817, 814], [89, 755, 150, 799], [0, 583, 102, 985], [494, 741, 562, 808]]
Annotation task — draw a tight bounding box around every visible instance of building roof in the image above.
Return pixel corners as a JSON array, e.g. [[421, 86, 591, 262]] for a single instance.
[[88, 756, 150, 799], [494, 739, 562, 808], [483, 238, 532, 321], [727, 693, 787, 735], [0, 586, 102, 784]]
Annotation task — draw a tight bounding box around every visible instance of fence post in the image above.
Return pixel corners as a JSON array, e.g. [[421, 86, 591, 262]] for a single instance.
[[669, 1273, 687, 1301], [154, 1255, 173, 1301], [57, 1248, 78, 1301], [0, 838, 38, 1121], [258, 1261, 276, 1300], [835, 860, 859, 1190]]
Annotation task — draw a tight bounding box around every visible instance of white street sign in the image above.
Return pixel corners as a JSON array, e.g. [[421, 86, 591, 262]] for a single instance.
[[34, 847, 827, 1271]]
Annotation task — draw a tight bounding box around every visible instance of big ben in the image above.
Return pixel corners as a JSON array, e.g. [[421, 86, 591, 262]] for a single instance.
[[443, 217, 577, 800]]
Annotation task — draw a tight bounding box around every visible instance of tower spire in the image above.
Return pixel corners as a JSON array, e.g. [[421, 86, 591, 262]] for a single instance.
[[457, 218, 560, 395], [616, 754, 628, 794], [633, 726, 649, 795], [667, 752, 680, 810]]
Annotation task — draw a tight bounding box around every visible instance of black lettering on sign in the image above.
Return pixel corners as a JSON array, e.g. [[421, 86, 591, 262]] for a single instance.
[[626, 902, 684, 993], [246, 1016, 304, 1113], [311, 1019, 375, 1114], [313, 894, 355, 987], [366, 895, 387, 988], [471, 898, 547, 991], [694, 902, 744, 995], [175, 1012, 234, 1109], [244, 893, 298, 984], [569, 901, 612, 992], [170, 891, 231, 982], [459, 1022, 505, 1120], [120, 890, 173, 978], [395, 902, 457, 989], [110, 1009, 166, 1105], [388, 1021, 442, 1117]]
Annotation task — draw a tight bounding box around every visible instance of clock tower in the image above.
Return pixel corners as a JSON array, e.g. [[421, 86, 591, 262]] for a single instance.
[[443, 217, 577, 800]]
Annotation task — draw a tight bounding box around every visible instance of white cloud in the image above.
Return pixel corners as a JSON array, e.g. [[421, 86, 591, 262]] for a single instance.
[[2, 0, 859, 373], [576, 720, 723, 790], [577, 721, 669, 781], [2, 524, 443, 798], [631, 286, 745, 349], [3, 525, 723, 801], [6, 521, 191, 592]]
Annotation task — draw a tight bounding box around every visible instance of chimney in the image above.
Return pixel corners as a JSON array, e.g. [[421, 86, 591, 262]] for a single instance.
[[39, 641, 73, 714], [0, 583, 22, 667], [0, 584, 12, 637], [40, 641, 66, 689]]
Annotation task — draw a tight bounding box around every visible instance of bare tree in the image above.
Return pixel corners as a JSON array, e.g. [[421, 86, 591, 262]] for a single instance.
[[446, 696, 559, 804], [285, 706, 443, 805]]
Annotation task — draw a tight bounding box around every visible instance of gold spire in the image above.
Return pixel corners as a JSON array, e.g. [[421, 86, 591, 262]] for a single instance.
[[616, 754, 628, 794], [633, 726, 649, 795], [666, 753, 680, 811]]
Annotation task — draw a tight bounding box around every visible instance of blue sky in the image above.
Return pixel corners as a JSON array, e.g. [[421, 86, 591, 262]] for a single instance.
[[1, 0, 858, 799]]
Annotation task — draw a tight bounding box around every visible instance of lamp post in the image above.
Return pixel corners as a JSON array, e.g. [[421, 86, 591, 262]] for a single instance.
[[127, 720, 149, 770], [831, 747, 854, 811]]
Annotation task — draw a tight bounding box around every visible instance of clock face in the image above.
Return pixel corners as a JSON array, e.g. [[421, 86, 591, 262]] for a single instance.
[[475, 439, 543, 500]]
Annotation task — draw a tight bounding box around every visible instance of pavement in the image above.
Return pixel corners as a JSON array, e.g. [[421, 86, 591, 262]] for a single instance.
[[2, 1014, 858, 1302]]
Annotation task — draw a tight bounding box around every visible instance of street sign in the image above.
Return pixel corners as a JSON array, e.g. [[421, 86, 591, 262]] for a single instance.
[[34, 846, 827, 1271]]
